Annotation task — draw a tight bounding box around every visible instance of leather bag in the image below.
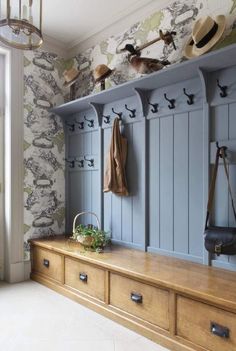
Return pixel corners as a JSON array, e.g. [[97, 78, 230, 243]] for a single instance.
[[204, 144, 236, 256]]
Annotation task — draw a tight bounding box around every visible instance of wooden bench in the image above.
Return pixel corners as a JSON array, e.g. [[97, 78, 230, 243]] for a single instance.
[[30, 236, 236, 351]]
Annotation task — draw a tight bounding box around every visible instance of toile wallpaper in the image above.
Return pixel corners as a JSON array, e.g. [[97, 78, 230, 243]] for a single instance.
[[23, 51, 72, 259], [23, 0, 236, 258], [72, 0, 236, 98]]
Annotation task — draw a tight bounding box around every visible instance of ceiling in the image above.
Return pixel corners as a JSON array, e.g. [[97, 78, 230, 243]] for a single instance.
[[42, 0, 157, 48]]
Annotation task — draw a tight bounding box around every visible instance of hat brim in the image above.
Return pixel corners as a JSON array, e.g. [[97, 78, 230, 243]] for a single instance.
[[184, 15, 226, 59], [95, 69, 113, 83], [63, 72, 80, 87]]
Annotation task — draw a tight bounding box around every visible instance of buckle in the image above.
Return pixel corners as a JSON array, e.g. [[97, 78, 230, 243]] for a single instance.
[[215, 243, 222, 255]]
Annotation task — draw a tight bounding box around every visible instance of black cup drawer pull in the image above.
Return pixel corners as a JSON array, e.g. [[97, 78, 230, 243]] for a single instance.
[[79, 273, 88, 283], [43, 259, 50, 268], [131, 292, 143, 304], [211, 322, 230, 339]]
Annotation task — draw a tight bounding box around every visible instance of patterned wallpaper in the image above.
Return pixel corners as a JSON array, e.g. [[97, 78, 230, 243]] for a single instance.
[[23, 0, 236, 258], [73, 0, 236, 98], [23, 51, 72, 259]]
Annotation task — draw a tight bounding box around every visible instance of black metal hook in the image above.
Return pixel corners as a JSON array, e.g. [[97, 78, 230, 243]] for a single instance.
[[75, 159, 84, 168], [164, 93, 175, 109], [103, 115, 110, 124], [84, 156, 94, 167], [64, 158, 75, 168], [217, 79, 228, 98], [112, 108, 122, 121], [183, 88, 194, 105], [125, 104, 136, 118], [216, 142, 228, 158], [148, 100, 159, 113], [65, 121, 75, 132], [74, 120, 84, 130], [84, 116, 94, 128]]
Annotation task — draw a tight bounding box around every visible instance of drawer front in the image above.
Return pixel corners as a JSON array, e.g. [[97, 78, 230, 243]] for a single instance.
[[110, 273, 169, 330], [65, 257, 105, 302], [32, 246, 63, 283], [177, 296, 236, 351]]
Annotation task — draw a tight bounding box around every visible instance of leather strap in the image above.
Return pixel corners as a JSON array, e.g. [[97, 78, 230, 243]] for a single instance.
[[205, 145, 236, 229]]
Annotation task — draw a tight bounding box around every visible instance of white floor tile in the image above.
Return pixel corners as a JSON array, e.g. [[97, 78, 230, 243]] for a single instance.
[[0, 281, 170, 351]]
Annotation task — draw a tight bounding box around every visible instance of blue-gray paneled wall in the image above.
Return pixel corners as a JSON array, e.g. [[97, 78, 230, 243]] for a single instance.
[[62, 63, 236, 270], [148, 109, 204, 263]]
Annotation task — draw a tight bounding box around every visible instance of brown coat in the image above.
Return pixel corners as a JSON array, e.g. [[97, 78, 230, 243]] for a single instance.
[[103, 118, 129, 196]]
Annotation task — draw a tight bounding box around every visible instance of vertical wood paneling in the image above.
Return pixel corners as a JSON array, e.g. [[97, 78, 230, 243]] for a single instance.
[[228, 103, 236, 265], [149, 118, 160, 248], [103, 128, 112, 233], [160, 116, 174, 251], [211, 105, 229, 263], [69, 172, 83, 231], [174, 113, 189, 254], [132, 122, 145, 246], [121, 124, 133, 243], [211, 105, 228, 141], [111, 195, 122, 241], [91, 171, 100, 227], [189, 110, 203, 258]]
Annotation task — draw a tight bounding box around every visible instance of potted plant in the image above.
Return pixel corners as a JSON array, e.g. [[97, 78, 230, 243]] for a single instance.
[[71, 212, 110, 252]]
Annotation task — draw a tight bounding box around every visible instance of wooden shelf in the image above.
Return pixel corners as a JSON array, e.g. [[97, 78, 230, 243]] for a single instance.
[[51, 44, 236, 117]]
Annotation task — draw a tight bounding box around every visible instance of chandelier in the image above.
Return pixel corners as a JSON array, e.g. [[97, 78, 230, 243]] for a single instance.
[[0, 0, 43, 50]]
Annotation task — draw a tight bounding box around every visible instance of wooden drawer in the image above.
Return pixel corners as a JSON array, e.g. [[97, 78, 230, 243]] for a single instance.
[[110, 273, 169, 330], [65, 257, 105, 302], [32, 246, 63, 283], [177, 295, 236, 351]]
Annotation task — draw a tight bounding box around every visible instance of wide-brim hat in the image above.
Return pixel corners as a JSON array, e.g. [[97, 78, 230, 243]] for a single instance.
[[63, 68, 80, 87], [184, 15, 226, 59], [93, 64, 113, 83]]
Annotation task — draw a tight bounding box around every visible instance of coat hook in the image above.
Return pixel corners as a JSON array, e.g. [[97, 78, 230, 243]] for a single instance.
[[164, 93, 175, 109], [112, 107, 122, 121], [84, 116, 94, 128], [65, 121, 75, 132], [216, 141, 228, 158], [75, 159, 84, 168], [183, 88, 194, 105], [103, 115, 110, 124], [125, 104, 136, 118], [74, 120, 84, 130], [64, 158, 75, 168], [84, 156, 94, 167], [148, 100, 159, 113], [217, 79, 228, 98]]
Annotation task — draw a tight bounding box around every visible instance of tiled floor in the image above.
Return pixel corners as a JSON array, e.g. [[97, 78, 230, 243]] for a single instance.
[[0, 281, 170, 351]]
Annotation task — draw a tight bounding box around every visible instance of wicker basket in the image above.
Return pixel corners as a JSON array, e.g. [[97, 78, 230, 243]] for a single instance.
[[72, 211, 101, 247]]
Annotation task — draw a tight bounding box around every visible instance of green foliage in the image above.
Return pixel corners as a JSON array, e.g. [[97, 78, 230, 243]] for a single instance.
[[72, 224, 111, 252]]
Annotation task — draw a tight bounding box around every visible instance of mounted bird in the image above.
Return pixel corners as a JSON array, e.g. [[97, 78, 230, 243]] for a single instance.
[[119, 29, 176, 74]]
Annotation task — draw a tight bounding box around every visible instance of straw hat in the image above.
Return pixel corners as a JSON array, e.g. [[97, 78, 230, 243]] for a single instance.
[[184, 15, 226, 59], [63, 67, 80, 87], [93, 64, 113, 83]]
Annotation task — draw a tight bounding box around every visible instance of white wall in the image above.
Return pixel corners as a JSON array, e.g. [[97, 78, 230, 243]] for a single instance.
[[0, 54, 4, 280]]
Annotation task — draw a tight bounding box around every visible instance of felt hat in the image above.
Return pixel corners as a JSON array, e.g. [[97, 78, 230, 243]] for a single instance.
[[184, 15, 226, 59], [63, 68, 80, 87], [93, 64, 113, 83]]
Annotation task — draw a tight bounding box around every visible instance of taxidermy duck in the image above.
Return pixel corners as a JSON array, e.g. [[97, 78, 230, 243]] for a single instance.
[[128, 54, 170, 74], [120, 29, 176, 74]]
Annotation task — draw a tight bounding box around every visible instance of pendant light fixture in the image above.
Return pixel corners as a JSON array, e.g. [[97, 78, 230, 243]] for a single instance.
[[0, 0, 43, 50]]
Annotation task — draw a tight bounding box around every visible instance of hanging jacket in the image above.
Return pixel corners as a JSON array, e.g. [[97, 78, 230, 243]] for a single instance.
[[103, 117, 129, 196]]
